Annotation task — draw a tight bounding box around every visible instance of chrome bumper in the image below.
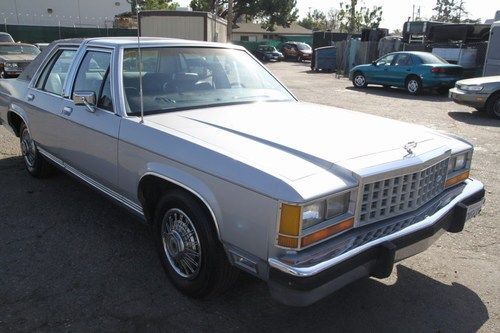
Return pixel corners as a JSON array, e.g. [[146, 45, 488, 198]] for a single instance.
[[267, 178, 485, 306]]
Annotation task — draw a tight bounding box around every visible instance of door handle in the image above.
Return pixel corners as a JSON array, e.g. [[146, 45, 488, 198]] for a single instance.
[[27, 94, 35, 101], [406, 68, 411, 72], [61, 106, 73, 116]]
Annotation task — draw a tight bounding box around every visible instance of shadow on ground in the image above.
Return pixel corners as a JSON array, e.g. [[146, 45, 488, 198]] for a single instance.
[[448, 110, 500, 127], [0, 156, 489, 331], [344, 86, 451, 102]]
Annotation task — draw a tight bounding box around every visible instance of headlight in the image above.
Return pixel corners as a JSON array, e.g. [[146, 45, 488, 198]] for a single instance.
[[302, 201, 326, 229], [446, 150, 472, 187], [5, 62, 18, 68], [277, 191, 354, 249], [460, 85, 483, 92]]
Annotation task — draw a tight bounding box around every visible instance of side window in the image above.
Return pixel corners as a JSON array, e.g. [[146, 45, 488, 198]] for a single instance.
[[98, 70, 113, 111], [395, 54, 413, 66], [36, 49, 77, 95], [376, 54, 395, 66], [72, 51, 112, 110]]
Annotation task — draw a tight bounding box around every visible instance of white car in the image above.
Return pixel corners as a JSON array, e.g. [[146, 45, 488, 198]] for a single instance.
[[0, 37, 485, 306]]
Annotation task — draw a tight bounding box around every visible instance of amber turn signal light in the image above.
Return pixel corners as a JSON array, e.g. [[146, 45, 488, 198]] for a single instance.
[[279, 204, 301, 236], [301, 217, 354, 248], [445, 170, 469, 188]]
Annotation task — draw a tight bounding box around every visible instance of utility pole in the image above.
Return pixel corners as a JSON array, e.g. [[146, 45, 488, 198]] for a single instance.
[[227, 0, 233, 42]]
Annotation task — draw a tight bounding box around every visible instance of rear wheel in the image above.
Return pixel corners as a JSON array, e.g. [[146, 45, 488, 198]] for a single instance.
[[406, 76, 421, 95], [19, 123, 53, 178], [154, 190, 239, 298], [486, 92, 500, 119], [352, 72, 367, 88]]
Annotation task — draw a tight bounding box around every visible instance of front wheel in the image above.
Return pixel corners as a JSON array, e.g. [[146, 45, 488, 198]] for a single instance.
[[406, 76, 421, 95], [486, 92, 500, 119], [352, 72, 367, 88], [154, 190, 239, 298], [19, 123, 53, 178]]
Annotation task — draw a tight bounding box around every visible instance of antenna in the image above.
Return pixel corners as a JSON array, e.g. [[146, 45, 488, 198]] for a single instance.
[[136, 4, 145, 124]]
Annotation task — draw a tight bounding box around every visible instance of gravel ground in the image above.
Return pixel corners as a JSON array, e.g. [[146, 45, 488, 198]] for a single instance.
[[0, 60, 498, 332]]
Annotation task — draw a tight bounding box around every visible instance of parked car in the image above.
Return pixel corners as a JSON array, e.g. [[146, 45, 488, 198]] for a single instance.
[[0, 32, 14, 43], [349, 51, 463, 94], [0, 38, 485, 306], [449, 75, 500, 119], [282, 41, 312, 62], [0, 42, 40, 78], [253, 45, 284, 62]]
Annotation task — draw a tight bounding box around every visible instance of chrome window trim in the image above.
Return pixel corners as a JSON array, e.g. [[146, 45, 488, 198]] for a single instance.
[[64, 46, 117, 115]]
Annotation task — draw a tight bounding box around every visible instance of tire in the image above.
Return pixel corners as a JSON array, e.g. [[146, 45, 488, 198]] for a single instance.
[[297, 56, 302, 62], [352, 72, 367, 88], [19, 123, 53, 178], [406, 76, 422, 95], [485, 92, 500, 120], [154, 190, 239, 298]]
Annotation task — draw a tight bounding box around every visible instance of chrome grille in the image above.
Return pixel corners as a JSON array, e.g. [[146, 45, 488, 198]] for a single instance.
[[359, 159, 449, 225]]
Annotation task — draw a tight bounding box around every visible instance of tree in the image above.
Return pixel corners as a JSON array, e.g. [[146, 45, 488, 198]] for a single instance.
[[190, 0, 299, 31], [141, 0, 179, 10], [431, 0, 480, 23], [298, 9, 327, 31], [336, 0, 383, 33]]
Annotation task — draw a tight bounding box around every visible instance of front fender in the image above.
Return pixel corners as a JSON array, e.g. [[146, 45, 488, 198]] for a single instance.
[[139, 162, 224, 239]]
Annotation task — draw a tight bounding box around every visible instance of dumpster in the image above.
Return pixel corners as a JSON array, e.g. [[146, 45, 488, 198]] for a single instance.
[[313, 46, 336, 72]]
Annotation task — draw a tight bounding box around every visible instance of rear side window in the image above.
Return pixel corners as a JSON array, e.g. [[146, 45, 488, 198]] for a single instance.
[[36, 49, 77, 95]]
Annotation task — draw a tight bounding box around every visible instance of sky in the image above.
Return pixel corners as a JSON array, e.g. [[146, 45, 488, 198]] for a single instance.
[[175, 0, 495, 31]]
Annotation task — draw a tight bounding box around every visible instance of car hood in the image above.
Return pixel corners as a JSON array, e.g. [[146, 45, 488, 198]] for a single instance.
[[457, 75, 500, 85], [146, 102, 464, 187], [0, 54, 36, 62]]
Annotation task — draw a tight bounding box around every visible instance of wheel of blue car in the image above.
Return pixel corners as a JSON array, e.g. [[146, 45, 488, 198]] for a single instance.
[[19, 123, 52, 178], [486, 92, 500, 119], [353, 72, 367, 88], [406, 76, 421, 95], [154, 190, 239, 298]]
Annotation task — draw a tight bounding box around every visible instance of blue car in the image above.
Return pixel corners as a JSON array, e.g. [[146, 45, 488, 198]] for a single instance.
[[349, 51, 463, 94]]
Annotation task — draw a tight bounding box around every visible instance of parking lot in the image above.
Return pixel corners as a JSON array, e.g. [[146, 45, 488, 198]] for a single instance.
[[0, 60, 498, 332]]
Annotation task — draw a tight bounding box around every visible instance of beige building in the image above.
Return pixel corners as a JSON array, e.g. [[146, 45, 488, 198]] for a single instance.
[[231, 22, 312, 42]]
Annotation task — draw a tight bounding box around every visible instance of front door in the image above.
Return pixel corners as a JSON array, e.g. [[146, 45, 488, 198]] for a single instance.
[[58, 49, 120, 188], [367, 53, 396, 85]]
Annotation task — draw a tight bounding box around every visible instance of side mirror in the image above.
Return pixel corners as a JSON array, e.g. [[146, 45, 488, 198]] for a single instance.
[[73, 91, 96, 113], [372, 61, 377, 66]]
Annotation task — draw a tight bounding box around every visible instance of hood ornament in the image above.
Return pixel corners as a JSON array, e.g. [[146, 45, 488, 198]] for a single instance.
[[404, 141, 417, 155]]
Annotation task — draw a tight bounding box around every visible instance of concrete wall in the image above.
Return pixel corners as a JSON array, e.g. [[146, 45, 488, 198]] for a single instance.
[[0, 0, 127, 28]]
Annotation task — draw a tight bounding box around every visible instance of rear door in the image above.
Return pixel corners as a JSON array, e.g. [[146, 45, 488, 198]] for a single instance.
[[25, 48, 77, 157], [386, 53, 414, 86], [58, 48, 120, 188]]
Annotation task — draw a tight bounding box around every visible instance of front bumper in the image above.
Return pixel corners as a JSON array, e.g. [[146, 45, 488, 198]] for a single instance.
[[268, 178, 485, 306], [449, 88, 488, 108]]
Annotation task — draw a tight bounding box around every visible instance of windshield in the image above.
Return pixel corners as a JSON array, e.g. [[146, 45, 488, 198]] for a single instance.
[[417, 53, 448, 64], [0, 44, 40, 55], [296, 43, 311, 51], [122, 47, 294, 115]]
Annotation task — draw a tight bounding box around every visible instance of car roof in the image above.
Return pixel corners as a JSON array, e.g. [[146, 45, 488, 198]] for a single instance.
[[0, 42, 36, 47], [50, 37, 246, 50]]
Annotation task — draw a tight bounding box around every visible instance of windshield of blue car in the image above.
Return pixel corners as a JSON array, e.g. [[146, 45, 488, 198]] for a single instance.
[[0, 44, 40, 55], [296, 43, 311, 51], [122, 47, 294, 115], [417, 53, 448, 64]]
